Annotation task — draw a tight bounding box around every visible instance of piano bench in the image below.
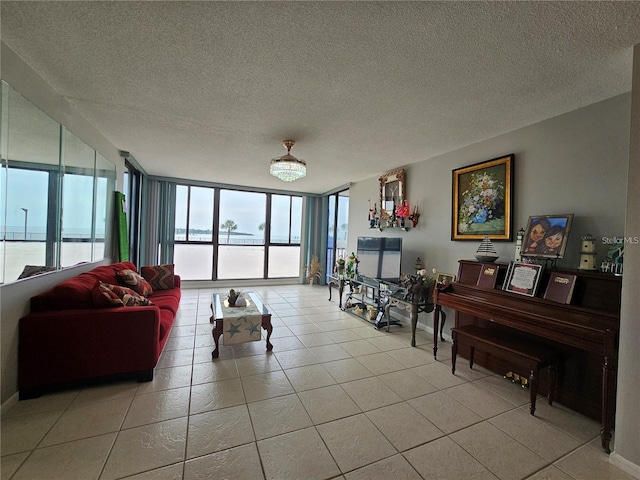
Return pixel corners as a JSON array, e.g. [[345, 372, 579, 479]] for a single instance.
[[451, 325, 559, 416]]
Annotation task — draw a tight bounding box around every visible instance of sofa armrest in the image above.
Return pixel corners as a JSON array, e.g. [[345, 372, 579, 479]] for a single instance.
[[174, 275, 181, 288], [19, 306, 162, 389]]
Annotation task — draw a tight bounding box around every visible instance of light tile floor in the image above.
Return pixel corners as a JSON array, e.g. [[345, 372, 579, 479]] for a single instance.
[[1, 285, 632, 480]]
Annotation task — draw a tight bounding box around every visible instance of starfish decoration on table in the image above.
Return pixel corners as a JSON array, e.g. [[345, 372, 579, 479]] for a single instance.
[[226, 323, 241, 338], [247, 321, 261, 336]]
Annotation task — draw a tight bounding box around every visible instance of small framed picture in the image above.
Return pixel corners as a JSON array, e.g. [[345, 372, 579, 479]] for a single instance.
[[434, 272, 456, 300], [435, 272, 456, 286], [522, 214, 574, 258], [504, 262, 543, 297], [365, 286, 375, 300]]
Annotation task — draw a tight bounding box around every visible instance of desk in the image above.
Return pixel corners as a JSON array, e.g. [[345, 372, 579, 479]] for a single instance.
[[210, 291, 273, 359]]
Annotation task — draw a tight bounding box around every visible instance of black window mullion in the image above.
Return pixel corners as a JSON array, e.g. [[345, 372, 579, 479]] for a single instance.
[[264, 193, 272, 279], [288, 197, 293, 243], [185, 187, 192, 242], [212, 187, 220, 281], [45, 171, 59, 266]]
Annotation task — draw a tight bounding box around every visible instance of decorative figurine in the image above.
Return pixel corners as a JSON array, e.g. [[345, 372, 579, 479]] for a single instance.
[[579, 234, 598, 270], [475, 235, 499, 262], [408, 205, 420, 228], [514, 227, 525, 262], [368, 200, 377, 228], [346, 252, 359, 276]]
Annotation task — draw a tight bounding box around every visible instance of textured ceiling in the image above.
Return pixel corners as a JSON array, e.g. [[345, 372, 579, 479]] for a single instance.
[[2, 1, 640, 194]]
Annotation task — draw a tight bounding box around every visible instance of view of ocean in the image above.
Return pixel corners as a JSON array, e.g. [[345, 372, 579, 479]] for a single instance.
[[1, 239, 299, 284]]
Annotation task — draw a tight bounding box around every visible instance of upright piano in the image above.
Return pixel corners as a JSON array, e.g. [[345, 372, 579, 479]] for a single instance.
[[433, 260, 621, 452]]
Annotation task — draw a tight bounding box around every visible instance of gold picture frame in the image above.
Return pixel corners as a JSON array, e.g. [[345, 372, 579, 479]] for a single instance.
[[452, 154, 514, 241]]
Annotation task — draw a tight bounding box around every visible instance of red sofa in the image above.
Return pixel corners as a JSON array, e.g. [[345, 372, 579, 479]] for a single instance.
[[18, 262, 181, 399]]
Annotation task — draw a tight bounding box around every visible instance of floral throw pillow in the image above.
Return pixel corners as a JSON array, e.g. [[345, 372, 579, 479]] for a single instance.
[[93, 281, 125, 308], [116, 269, 153, 297], [141, 264, 175, 291], [93, 281, 153, 308]]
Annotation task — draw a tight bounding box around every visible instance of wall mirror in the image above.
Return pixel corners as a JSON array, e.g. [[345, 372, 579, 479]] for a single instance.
[[379, 169, 405, 219], [0, 81, 115, 284]]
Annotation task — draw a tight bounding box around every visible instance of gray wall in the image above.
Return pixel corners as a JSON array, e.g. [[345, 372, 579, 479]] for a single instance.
[[348, 93, 630, 316]]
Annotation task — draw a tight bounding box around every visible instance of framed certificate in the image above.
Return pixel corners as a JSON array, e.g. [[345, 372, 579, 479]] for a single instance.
[[503, 262, 543, 297]]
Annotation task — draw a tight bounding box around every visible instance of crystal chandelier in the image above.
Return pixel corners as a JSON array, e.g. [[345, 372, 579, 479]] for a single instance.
[[269, 140, 306, 182]]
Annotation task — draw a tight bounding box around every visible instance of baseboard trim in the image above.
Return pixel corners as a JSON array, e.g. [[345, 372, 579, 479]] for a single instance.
[[611, 452, 640, 479], [1, 391, 19, 415]]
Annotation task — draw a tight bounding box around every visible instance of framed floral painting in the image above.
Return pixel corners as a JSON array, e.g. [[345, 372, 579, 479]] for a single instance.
[[452, 154, 514, 241]]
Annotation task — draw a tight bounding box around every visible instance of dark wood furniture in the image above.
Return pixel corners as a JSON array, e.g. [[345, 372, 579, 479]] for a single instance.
[[452, 324, 558, 415], [434, 260, 621, 453]]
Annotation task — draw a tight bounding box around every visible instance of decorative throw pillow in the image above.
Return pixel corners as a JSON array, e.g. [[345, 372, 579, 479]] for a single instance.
[[116, 269, 153, 297], [93, 281, 153, 307], [92, 281, 125, 308], [17, 265, 57, 280], [141, 264, 175, 291], [110, 284, 153, 307]]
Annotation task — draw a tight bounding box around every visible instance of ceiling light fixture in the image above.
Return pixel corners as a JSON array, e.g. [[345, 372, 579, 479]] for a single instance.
[[270, 140, 306, 182]]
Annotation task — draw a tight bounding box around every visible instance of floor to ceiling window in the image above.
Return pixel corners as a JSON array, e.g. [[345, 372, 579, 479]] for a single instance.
[[218, 189, 266, 280], [123, 160, 142, 266], [326, 189, 349, 280], [173, 184, 302, 281], [267, 194, 302, 278], [173, 185, 215, 280]]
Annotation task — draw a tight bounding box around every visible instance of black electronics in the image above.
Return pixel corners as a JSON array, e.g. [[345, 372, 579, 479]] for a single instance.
[[356, 236, 402, 283]]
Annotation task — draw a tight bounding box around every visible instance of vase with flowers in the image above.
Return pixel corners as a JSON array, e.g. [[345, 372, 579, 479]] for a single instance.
[[336, 257, 346, 275], [396, 200, 411, 228], [305, 254, 322, 285], [458, 171, 504, 232]]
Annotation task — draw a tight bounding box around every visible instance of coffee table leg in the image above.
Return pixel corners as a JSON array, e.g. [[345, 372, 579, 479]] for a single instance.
[[211, 317, 223, 359], [262, 316, 273, 351]]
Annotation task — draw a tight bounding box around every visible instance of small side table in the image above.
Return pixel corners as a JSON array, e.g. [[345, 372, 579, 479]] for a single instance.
[[328, 274, 348, 308], [382, 292, 444, 347]]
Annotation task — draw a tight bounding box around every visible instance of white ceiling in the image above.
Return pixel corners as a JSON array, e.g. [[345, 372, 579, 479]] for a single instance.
[[2, 1, 640, 194]]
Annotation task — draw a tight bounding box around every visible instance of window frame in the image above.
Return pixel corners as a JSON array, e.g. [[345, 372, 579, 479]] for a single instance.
[[173, 183, 303, 281]]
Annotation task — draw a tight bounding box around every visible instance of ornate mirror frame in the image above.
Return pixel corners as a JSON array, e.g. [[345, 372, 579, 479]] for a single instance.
[[379, 169, 405, 219]]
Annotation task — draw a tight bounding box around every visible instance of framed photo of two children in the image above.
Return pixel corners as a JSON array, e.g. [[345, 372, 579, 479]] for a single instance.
[[522, 214, 574, 259]]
